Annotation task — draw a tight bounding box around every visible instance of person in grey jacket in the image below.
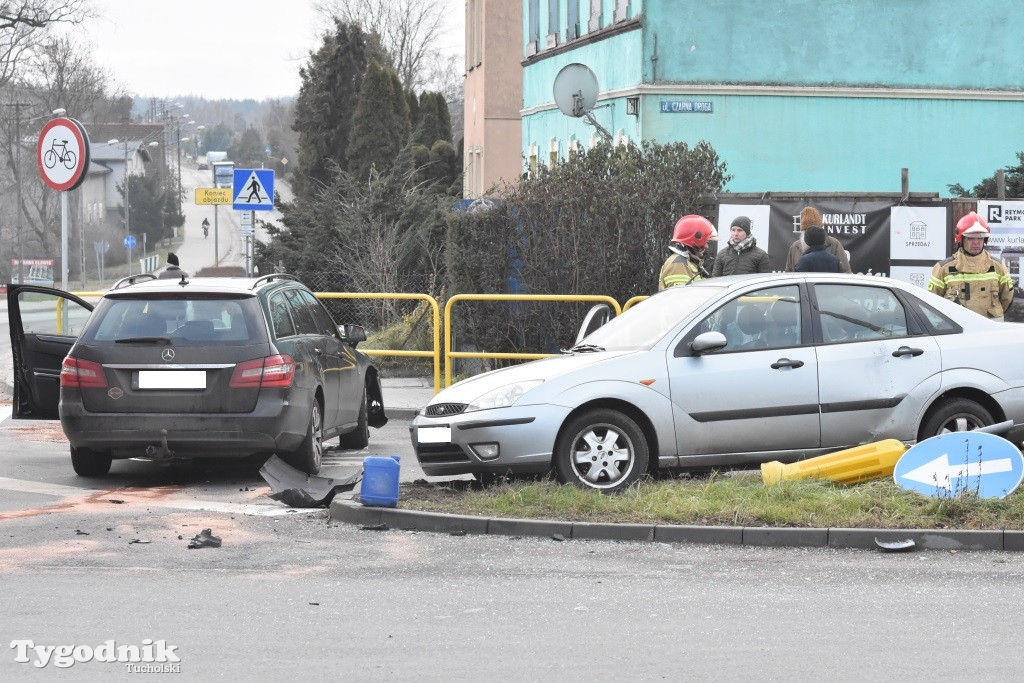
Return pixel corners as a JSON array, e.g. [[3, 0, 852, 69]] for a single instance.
[[157, 252, 188, 280], [711, 216, 771, 277]]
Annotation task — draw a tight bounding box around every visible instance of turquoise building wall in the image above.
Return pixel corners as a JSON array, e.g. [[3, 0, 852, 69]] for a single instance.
[[521, 0, 1024, 195]]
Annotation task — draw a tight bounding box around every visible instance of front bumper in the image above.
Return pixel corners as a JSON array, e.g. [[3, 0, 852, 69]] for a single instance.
[[409, 404, 571, 476], [59, 388, 314, 459]]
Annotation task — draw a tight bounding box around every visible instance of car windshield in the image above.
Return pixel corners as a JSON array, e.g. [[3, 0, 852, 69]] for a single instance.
[[580, 284, 724, 351], [79, 294, 267, 346]]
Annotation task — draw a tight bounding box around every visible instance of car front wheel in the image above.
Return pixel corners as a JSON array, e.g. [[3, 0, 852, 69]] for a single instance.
[[554, 409, 649, 493], [288, 400, 324, 474], [919, 398, 993, 440], [71, 447, 112, 477]]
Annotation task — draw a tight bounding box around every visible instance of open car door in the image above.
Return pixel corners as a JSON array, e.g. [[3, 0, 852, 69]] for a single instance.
[[575, 304, 615, 346], [7, 285, 94, 419]]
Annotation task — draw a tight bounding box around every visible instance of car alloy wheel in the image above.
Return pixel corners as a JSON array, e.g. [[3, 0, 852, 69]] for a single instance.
[[554, 408, 649, 493]]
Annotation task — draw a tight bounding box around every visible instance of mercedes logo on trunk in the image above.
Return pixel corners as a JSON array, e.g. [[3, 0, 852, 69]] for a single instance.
[[161, 349, 175, 362]]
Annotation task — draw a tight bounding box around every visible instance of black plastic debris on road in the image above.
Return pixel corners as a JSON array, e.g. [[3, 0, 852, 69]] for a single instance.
[[259, 454, 363, 508], [361, 523, 389, 531], [875, 537, 916, 552], [188, 529, 222, 549]]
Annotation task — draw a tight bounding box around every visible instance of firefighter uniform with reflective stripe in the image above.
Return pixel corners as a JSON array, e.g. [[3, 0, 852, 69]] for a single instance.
[[658, 252, 703, 290], [927, 250, 1014, 319]]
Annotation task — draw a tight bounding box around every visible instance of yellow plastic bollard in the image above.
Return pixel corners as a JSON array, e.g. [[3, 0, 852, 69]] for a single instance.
[[761, 439, 908, 486]]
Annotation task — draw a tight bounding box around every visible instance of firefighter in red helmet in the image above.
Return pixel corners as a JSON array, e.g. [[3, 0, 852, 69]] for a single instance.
[[658, 215, 717, 290], [927, 211, 1013, 319]]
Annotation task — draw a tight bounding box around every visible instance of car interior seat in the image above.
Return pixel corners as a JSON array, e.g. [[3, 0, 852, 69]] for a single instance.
[[175, 320, 216, 341], [766, 299, 800, 347], [736, 304, 767, 348], [125, 313, 168, 338]]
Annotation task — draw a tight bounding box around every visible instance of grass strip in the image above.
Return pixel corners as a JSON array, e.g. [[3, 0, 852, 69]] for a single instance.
[[398, 473, 1024, 529]]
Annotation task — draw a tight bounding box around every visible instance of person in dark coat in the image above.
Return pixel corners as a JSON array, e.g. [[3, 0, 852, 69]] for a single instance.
[[785, 206, 852, 272], [794, 226, 841, 272], [711, 215, 771, 277], [157, 252, 188, 279]]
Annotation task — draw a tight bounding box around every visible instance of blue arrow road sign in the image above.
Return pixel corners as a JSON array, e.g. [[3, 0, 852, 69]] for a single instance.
[[894, 431, 1024, 499], [123, 234, 136, 249], [232, 168, 275, 211]]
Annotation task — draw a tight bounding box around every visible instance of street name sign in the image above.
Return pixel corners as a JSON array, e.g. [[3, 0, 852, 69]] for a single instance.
[[893, 431, 1024, 499], [232, 168, 274, 211], [195, 188, 232, 205]]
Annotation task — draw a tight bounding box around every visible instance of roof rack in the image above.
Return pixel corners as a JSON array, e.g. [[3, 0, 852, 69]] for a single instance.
[[250, 273, 298, 289], [111, 273, 157, 290]]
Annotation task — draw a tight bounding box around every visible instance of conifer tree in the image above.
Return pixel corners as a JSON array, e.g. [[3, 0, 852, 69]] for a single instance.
[[348, 61, 411, 181]]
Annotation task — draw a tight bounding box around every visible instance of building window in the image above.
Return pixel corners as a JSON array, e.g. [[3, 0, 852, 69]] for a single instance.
[[546, 0, 559, 49], [568, 137, 580, 161], [614, 129, 629, 148], [527, 0, 539, 55], [614, 0, 630, 22], [466, 0, 483, 68], [549, 138, 559, 167], [528, 142, 539, 176], [589, 133, 600, 149], [589, 0, 602, 32], [568, 0, 580, 39]]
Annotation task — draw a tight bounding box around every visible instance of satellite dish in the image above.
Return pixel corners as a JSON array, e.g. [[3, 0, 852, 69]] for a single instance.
[[553, 63, 600, 118]]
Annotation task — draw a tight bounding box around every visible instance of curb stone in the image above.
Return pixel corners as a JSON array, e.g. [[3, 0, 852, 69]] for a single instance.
[[328, 499, 1024, 551]]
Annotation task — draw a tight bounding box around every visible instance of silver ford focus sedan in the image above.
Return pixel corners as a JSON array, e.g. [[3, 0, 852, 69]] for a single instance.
[[412, 273, 1024, 492]]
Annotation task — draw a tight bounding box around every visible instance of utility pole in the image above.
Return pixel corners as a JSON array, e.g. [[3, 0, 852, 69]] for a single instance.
[[176, 117, 183, 217], [7, 102, 29, 284]]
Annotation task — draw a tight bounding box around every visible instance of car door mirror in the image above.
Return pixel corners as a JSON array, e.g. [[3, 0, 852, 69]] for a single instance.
[[338, 323, 367, 346], [575, 304, 614, 345], [690, 331, 728, 355]]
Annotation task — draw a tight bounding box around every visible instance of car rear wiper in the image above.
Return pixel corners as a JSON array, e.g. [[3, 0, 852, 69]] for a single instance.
[[115, 336, 172, 344], [563, 343, 605, 354]]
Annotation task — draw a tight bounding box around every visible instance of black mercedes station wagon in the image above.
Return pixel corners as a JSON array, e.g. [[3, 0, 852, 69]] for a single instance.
[[7, 273, 387, 476]]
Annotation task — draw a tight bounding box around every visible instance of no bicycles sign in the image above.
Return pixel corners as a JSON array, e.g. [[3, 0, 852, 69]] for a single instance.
[[36, 117, 90, 191]]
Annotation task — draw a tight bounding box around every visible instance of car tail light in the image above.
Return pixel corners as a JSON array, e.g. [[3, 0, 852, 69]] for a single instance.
[[60, 356, 108, 388], [229, 354, 295, 388]]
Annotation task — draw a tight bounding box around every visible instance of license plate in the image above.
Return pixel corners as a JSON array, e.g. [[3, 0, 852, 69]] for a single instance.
[[417, 426, 452, 444], [137, 370, 207, 390]]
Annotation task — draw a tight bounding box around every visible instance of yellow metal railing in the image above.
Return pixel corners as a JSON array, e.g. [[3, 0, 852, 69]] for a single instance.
[[315, 292, 441, 394], [443, 294, 622, 388], [622, 295, 649, 312]]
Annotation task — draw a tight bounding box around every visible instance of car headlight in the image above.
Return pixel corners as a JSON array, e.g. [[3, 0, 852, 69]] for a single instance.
[[465, 380, 543, 413]]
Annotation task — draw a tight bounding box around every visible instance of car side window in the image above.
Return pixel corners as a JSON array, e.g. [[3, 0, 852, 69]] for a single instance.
[[904, 294, 961, 335], [815, 284, 908, 343], [283, 289, 319, 335], [687, 285, 801, 352], [269, 292, 296, 338], [299, 289, 338, 336], [17, 291, 91, 336]]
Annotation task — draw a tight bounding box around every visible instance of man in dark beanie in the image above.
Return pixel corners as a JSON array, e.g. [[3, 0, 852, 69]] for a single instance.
[[794, 225, 840, 272], [157, 252, 188, 279], [711, 215, 770, 277], [784, 206, 852, 272]]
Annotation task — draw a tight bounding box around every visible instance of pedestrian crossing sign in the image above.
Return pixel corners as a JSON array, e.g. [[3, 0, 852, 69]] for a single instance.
[[232, 168, 275, 211]]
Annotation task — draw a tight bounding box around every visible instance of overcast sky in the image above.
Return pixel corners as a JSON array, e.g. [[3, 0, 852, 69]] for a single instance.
[[80, 0, 465, 101]]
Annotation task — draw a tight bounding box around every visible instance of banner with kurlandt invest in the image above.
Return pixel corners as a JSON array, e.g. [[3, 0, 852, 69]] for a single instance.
[[716, 200, 950, 290]]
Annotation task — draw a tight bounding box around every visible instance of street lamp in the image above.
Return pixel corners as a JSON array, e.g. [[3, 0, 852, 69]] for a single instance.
[[10, 106, 65, 284], [107, 137, 132, 275]]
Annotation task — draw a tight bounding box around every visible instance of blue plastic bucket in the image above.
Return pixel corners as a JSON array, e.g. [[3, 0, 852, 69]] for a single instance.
[[360, 455, 401, 507]]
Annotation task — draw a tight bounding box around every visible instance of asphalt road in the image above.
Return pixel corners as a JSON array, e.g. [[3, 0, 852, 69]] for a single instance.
[[3, 412, 1024, 678]]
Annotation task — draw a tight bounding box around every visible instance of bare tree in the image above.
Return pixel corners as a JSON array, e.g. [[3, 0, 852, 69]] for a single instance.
[[314, 0, 448, 91], [0, 0, 90, 88]]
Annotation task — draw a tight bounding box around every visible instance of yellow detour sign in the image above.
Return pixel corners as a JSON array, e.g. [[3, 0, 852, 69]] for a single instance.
[[195, 188, 232, 205]]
